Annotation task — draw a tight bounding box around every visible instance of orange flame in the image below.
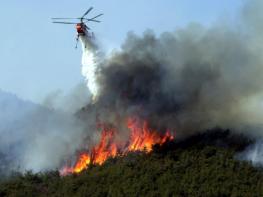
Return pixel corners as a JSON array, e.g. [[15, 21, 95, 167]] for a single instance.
[[61, 118, 175, 175], [127, 118, 174, 152]]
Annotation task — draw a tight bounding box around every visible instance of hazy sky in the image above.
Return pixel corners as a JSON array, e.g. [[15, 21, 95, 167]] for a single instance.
[[0, 0, 244, 103]]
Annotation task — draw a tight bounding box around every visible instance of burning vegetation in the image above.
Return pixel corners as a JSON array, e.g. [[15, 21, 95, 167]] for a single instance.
[[61, 117, 174, 175]]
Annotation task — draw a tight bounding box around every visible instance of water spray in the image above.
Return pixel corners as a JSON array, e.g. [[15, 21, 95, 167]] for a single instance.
[[80, 35, 100, 101]]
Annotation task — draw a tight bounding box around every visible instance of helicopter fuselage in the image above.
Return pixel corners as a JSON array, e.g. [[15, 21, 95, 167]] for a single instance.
[[76, 23, 86, 35]]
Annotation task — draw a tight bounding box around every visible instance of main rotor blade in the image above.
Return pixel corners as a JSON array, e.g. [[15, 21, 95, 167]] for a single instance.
[[52, 18, 79, 20], [88, 14, 103, 20], [52, 22, 78, 24], [82, 7, 93, 18], [87, 19, 101, 23]]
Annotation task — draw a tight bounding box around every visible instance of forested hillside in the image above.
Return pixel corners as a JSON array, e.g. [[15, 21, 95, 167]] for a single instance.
[[1, 130, 262, 197]]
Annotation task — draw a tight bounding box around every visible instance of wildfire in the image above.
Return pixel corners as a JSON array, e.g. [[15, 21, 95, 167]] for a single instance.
[[61, 117, 174, 175]]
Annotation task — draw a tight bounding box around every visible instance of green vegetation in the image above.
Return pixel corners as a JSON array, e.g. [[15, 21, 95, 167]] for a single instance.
[[0, 130, 263, 197]]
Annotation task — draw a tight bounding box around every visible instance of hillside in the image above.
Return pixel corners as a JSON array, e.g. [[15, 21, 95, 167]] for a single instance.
[[0, 129, 262, 197]]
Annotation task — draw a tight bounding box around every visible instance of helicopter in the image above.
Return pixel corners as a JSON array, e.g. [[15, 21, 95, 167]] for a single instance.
[[52, 7, 103, 48]]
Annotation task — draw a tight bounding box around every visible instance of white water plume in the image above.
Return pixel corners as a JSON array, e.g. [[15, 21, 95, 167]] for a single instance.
[[80, 35, 100, 100]]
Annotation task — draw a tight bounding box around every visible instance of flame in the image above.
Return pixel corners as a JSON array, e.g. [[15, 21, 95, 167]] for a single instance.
[[127, 118, 174, 152], [61, 117, 175, 175], [73, 154, 91, 173], [92, 129, 118, 165]]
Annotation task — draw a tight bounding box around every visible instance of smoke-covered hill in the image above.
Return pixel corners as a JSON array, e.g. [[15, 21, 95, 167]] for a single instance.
[[0, 90, 87, 176], [0, 129, 262, 197], [0, 90, 36, 127]]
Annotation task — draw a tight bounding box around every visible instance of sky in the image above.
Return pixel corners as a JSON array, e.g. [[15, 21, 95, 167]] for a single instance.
[[0, 0, 244, 103]]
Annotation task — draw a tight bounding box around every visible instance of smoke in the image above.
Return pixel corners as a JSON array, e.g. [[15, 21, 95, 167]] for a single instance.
[[78, 0, 263, 142], [0, 90, 88, 175], [238, 139, 263, 166], [43, 83, 91, 114]]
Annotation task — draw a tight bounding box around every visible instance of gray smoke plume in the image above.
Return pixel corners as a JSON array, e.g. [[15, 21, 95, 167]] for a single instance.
[[43, 83, 91, 114], [0, 90, 88, 175], [87, 2, 263, 139]]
